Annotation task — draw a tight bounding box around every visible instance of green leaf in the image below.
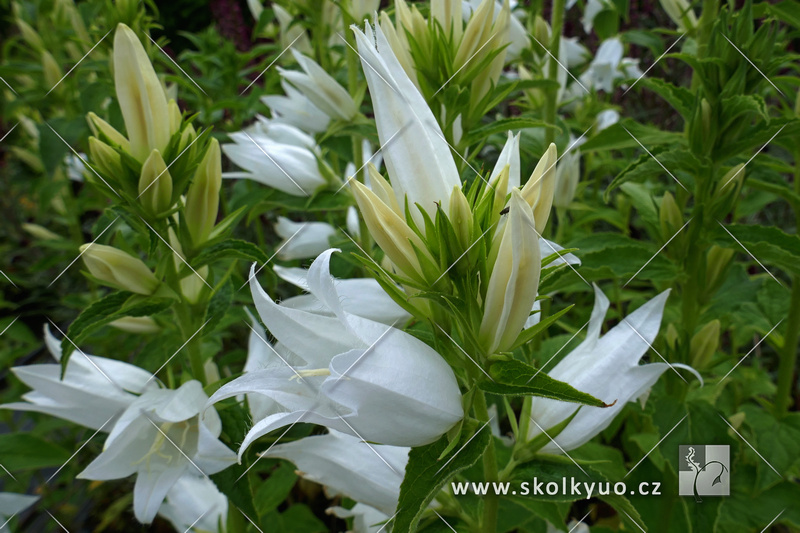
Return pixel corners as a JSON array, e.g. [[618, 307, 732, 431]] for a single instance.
[[211, 462, 258, 519], [711, 223, 800, 277], [463, 116, 557, 146], [481, 360, 609, 407], [606, 146, 703, 198], [0, 433, 72, 470], [580, 120, 683, 153], [61, 292, 173, 369], [254, 462, 299, 517], [394, 423, 491, 533], [639, 78, 695, 118], [192, 239, 271, 269], [508, 304, 574, 351], [204, 279, 234, 333]]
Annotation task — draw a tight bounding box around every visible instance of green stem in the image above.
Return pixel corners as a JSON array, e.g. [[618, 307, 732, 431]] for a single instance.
[[473, 390, 498, 533], [776, 152, 800, 416], [176, 304, 206, 384], [544, 0, 566, 147]]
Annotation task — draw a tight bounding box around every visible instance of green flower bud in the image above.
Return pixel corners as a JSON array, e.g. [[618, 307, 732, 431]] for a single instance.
[[88, 137, 124, 179], [659, 191, 683, 242], [185, 139, 222, 245], [705, 245, 735, 293], [448, 185, 473, 250], [138, 149, 174, 215], [42, 51, 63, 90], [80, 243, 160, 295], [690, 320, 720, 370]]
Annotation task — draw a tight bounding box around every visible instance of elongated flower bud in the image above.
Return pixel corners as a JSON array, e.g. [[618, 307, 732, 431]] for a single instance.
[[350, 178, 432, 282], [448, 185, 473, 249], [553, 149, 580, 208], [42, 51, 63, 90], [113, 23, 171, 162], [480, 189, 541, 354], [88, 137, 124, 178], [705, 245, 734, 293], [520, 143, 557, 234], [138, 149, 173, 215], [431, 0, 463, 46], [109, 316, 160, 333], [690, 320, 719, 370], [659, 191, 683, 241], [80, 244, 159, 294], [87, 112, 131, 151], [185, 139, 221, 245]]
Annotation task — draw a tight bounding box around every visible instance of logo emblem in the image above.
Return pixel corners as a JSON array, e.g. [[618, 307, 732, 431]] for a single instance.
[[678, 445, 730, 501]]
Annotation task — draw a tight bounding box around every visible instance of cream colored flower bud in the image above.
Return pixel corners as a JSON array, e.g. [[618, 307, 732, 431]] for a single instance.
[[553, 149, 580, 208], [700, 98, 712, 138], [80, 244, 160, 294], [113, 23, 171, 162], [185, 139, 221, 245], [659, 0, 697, 31], [87, 112, 131, 152], [350, 178, 432, 283], [88, 137, 124, 178], [109, 316, 160, 333], [659, 191, 683, 241], [455, 0, 493, 67], [480, 189, 541, 354], [177, 122, 196, 154], [138, 149, 173, 215], [168, 99, 182, 136], [448, 186, 473, 249], [520, 143, 557, 234], [690, 320, 719, 370], [665, 323, 679, 350], [42, 51, 63, 90], [22, 223, 62, 241], [431, 0, 463, 44]]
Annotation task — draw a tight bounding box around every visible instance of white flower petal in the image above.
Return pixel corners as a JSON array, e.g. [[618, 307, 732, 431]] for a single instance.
[[263, 431, 407, 515]]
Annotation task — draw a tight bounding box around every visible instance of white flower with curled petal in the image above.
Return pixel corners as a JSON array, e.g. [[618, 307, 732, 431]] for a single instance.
[[1, 325, 157, 430], [273, 217, 337, 261], [352, 22, 461, 227], [527, 285, 701, 452], [273, 263, 411, 327], [78, 380, 236, 524], [261, 80, 331, 134], [222, 119, 327, 196], [208, 249, 463, 457], [279, 50, 357, 121]]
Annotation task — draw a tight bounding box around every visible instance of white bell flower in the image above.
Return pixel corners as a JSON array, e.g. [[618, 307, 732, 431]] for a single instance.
[[1, 325, 156, 430], [157, 474, 228, 533], [222, 119, 327, 196], [279, 50, 357, 121], [273, 217, 337, 261], [528, 285, 701, 452], [261, 80, 331, 134], [208, 249, 463, 457], [78, 380, 236, 524], [263, 430, 408, 516]]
